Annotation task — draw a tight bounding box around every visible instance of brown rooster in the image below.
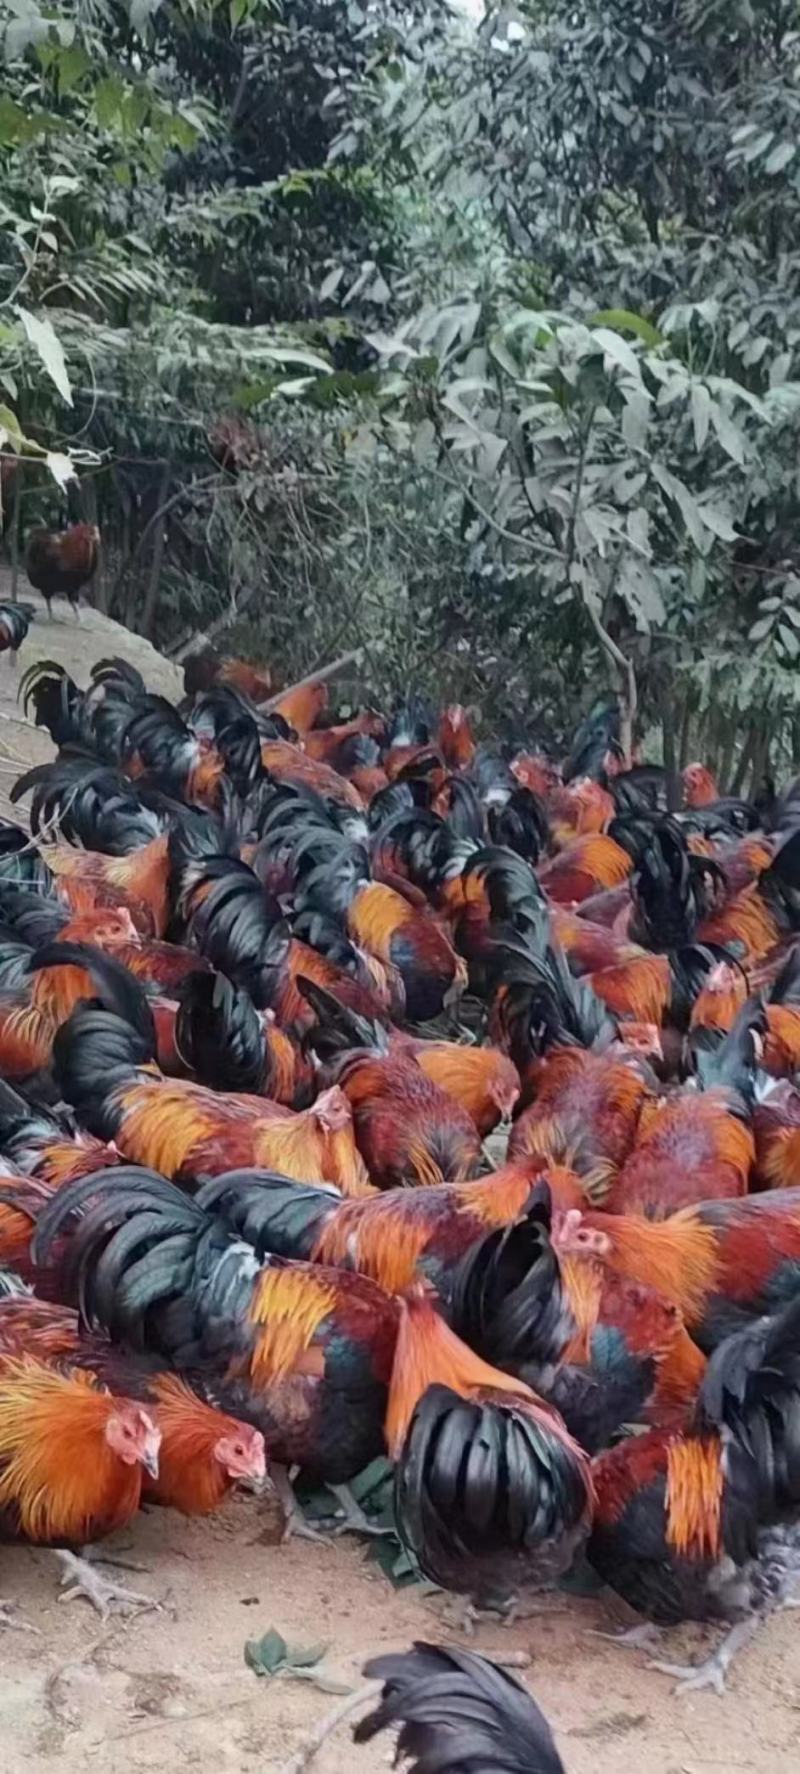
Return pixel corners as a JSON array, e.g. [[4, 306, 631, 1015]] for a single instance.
[[0, 1296, 266, 1520], [0, 1351, 160, 1618], [25, 523, 99, 620], [52, 1000, 372, 1196]]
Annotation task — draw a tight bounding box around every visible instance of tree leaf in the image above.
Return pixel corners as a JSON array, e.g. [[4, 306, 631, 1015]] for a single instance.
[[621, 390, 650, 449], [591, 327, 642, 379], [764, 141, 795, 176], [696, 502, 738, 541], [284, 1641, 329, 1669], [45, 450, 76, 490], [244, 1628, 288, 1677], [690, 384, 711, 451], [14, 307, 72, 405], [319, 266, 345, 302], [589, 309, 663, 349], [709, 401, 746, 465]]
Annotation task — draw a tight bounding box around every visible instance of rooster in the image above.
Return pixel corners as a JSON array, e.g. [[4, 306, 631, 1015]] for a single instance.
[[32, 1165, 550, 1541], [52, 1000, 372, 1196], [603, 998, 765, 1217], [183, 647, 273, 704], [174, 971, 313, 1106], [300, 980, 482, 1188], [394, 1379, 593, 1626], [0, 1087, 120, 1191], [0, 1351, 160, 1616], [0, 1295, 265, 1519], [25, 523, 99, 619], [0, 937, 154, 1089], [186, 1162, 573, 1377], [589, 1296, 800, 1693], [553, 1187, 800, 1355], [297, 842, 466, 1021], [509, 1045, 652, 1189], [180, 854, 399, 1030], [355, 1642, 565, 1774]]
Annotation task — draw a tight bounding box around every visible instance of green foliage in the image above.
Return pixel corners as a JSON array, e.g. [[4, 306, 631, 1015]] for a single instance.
[[2, 0, 800, 783], [331, 0, 800, 774]]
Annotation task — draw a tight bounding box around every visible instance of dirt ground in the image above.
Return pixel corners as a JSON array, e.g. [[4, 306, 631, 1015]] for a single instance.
[[0, 578, 798, 1774]]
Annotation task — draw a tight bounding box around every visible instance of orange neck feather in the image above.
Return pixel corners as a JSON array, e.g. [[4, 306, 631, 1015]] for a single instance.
[[314, 1195, 430, 1292], [0, 1357, 142, 1543], [583, 1209, 720, 1325], [384, 1290, 533, 1457], [666, 1435, 723, 1559], [246, 1267, 338, 1382], [145, 1376, 231, 1514]]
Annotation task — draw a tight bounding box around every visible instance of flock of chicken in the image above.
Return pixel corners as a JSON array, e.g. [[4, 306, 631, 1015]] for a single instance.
[[0, 619, 798, 1767]]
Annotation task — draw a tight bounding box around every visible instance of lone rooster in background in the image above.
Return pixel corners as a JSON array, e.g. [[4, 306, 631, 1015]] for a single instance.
[[24, 523, 99, 620]]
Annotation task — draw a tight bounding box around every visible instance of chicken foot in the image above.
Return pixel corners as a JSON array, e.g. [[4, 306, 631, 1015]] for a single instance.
[[54, 1550, 160, 1621], [328, 1483, 393, 1539], [271, 1466, 332, 1546], [589, 1623, 663, 1650], [0, 1600, 38, 1633], [649, 1614, 762, 1696]]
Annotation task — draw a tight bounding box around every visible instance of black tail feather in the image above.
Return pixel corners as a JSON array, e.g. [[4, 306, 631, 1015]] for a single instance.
[[355, 1642, 564, 1774]]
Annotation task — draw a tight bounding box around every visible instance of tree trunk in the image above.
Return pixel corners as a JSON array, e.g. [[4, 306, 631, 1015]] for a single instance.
[[731, 724, 757, 795], [660, 689, 676, 777], [748, 725, 771, 800], [83, 475, 106, 613], [8, 473, 21, 599], [140, 461, 171, 641], [678, 695, 694, 771], [718, 720, 737, 796]]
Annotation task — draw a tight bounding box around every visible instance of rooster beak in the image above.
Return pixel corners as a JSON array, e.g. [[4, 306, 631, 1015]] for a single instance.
[[142, 1447, 160, 1481], [239, 1471, 270, 1498]]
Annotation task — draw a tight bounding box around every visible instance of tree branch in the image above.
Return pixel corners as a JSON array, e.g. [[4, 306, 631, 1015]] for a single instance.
[[258, 649, 365, 713]]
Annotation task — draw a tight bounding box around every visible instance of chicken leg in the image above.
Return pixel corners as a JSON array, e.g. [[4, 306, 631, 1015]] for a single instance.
[[271, 1465, 332, 1546], [54, 1550, 159, 1621]]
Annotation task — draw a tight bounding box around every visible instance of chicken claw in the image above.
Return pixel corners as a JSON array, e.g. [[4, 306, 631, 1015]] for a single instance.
[[271, 1466, 332, 1546], [54, 1550, 160, 1621], [0, 1600, 39, 1633], [649, 1616, 761, 1696], [328, 1484, 394, 1539], [590, 1623, 662, 1650]]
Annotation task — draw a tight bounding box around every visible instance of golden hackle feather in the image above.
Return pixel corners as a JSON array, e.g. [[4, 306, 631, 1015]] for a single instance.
[[0, 1356, 145, 1543], [559, 1257, 605, 1363], [451, 1161, 550, 1225], [314, 1197, 430, 1293], [590, 955, 671, 1026], [699, 886, 779, 965], [666, 1436, 723, 1561], [404, 1138, 447, 1189], [349, 881, 414, 961], [246, 1267, 339, 1382], [253, 1112, 373, 1197], [556, 1208, 721, 1328], [116, 1078, 221, 1175], [0, 1004, 51, 1072]]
